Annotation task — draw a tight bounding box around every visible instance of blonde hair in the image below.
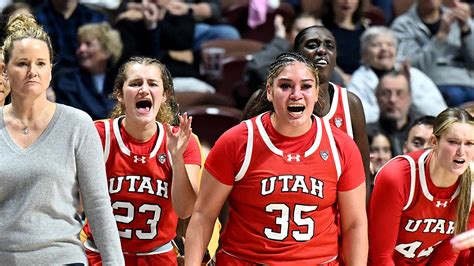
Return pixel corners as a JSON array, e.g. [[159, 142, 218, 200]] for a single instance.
[[78, 22, 123, 67], [110, 57, 176, 124], [433, 107, 474, 234], [2, 13, 54, 64]]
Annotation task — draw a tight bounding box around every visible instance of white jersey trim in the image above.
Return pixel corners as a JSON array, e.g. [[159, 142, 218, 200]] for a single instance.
[[340, 87, 353, 138], [419, 149, 461, 202], [394, 155, 417, 211], [150, 122, 165, 159], [113, 116, 130, 156], [304, 115, 322, 157], [324, 82, 353, 138], [221, 249, 337, 264], [84, 238, 173, 255], [325, 82, 339, 120], [112, 116, 164, 158], [103, 120, 111, 162], [323, 118, 341, 179], [235, 119, 254, 182], [256, 112, 322, 158], [256, 113, 283, 156]]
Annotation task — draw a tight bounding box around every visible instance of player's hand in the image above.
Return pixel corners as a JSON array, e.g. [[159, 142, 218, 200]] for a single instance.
[[166, 113, 193, 158], [451, 229, 474, 251]]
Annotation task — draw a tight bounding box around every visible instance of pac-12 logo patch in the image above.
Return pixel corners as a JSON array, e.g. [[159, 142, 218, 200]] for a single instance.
[[334, 117, 343, 128], [320, 150, 329, 161], [158, 153, 167, 164]]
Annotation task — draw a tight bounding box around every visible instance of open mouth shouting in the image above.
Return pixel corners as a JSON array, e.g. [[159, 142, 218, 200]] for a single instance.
[[136, 98, 152, 115], [453, 158, 466, 166], [287, 105, 305, 117]]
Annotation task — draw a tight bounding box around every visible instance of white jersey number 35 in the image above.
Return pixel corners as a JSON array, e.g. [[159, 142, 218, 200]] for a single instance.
[[264, 203, 318, 241]]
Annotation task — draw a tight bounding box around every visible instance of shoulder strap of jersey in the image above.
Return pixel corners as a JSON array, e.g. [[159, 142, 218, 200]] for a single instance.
[[235, 119, 254, 182], [398, 155, 417, 210], [340, 86, 354, 138], [102, 119, 111, 163], [322, 117, 342, 179]]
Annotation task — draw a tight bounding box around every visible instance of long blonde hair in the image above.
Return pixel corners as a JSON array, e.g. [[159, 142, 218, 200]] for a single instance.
[[110, 57, 176, 124], [432, 107, 474, 234]]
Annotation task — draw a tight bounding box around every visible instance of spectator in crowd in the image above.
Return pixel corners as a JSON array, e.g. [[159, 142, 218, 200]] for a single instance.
[[1, 2, 33, 18], [53, 22, 122, 120], [115, 0, 214, 93], [391, 0, 474, 106], [114, 0, 161, 61], [321, 0, 368, 84], [372, 0, 394, 24], [0, 3, 33, 44], [369, 107, 474, 265], [245, 13, 331, 92], [348, 26, 446, 123], [160, 0, 240, 52], [460, 101, 474, 116], [369, 129, 392, 176], [79, 0, 122, 10], [34, 0, 108, 71], [403, 115, 435, 153], [368, 69, 412, 156], [185, 52, 367, 265], [0, 13, 123, 265]]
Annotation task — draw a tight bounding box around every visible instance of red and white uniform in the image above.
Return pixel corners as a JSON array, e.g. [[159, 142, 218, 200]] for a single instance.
[[369, 149, 466, 265], [206, 112, 365, 265], [83, 117, 201, 255], [324, 83, 353, 139]]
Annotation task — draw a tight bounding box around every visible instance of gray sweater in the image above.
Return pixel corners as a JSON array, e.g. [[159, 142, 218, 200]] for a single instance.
[[391, 4, 474, 87], [0, 104, 124, 265]]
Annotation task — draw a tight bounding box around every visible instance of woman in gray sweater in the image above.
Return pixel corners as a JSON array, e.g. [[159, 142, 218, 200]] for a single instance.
[[0, 14, 124, 265]]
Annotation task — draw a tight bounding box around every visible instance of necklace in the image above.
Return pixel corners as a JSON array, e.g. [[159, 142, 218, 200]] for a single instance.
[[10, 105, 48, 135]]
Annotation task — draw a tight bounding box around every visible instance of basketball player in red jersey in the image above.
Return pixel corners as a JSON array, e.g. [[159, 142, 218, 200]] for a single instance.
[[369, 107, 474, 265], [185, 52, 367, 265], [82, 57, 201, 265], [245, 25, 371, 195]]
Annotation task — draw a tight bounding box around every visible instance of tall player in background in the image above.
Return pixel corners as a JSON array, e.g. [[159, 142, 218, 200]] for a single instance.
[[294, 25, 371, 193], [82, 57, 201, 265], [369, 107, 474, 265], [185, 52, 367, 265]]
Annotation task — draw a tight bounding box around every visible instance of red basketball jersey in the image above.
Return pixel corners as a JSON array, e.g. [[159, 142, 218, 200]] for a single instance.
[[370, 150, 462, 265], [325, 83, 353, 139], [84, 117, 200, 253], [206, 112, 365, 265]]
